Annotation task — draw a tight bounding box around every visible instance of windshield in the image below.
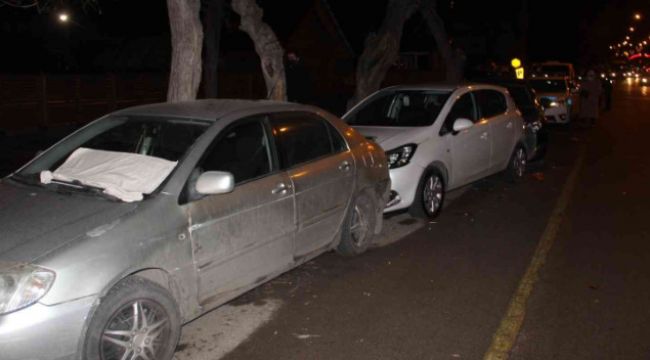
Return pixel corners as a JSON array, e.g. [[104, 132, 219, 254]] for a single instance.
[[15, 116, 210, 198], [346, 90, 451, 127], [529, 79, 567, 93], [535, 65, 571, 77]]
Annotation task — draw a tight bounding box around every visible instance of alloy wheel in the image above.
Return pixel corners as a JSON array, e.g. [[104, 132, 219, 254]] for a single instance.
[[513, 148, 527, 178], [100, 300, 171, 360], [423, 174, 443, 216]]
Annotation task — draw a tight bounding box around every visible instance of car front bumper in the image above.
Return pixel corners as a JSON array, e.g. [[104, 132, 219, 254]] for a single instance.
[[0, 295, 96, 360], [384, 163, 425, 213]]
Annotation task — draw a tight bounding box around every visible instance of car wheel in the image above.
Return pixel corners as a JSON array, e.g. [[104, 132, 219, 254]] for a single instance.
[[336, 193, 376, 257], [409, 169, 445, 220], [83, 276, 181, 360], [506, 146, 527, 182]]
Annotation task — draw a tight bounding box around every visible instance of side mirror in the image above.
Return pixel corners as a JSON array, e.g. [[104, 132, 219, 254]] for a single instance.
[[195, 171, 235, 195], [452, 118, 474, 132]]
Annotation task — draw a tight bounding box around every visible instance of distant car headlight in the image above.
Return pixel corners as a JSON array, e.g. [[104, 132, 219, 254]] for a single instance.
[[0, 263, 55, 315], [386, 144, 417, 169]]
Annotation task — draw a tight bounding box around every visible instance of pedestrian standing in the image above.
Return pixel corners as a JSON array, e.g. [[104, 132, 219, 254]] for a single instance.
[[601, 77, 613, 111], [578, 70, 603, 125]]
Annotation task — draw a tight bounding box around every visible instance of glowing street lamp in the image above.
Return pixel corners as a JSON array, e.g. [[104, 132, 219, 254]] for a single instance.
[[634, 13, 642, 21], [58, 12, 70, 23], [629, 26, 635, 32]]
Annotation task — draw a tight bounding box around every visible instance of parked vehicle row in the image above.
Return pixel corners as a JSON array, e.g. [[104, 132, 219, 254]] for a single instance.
[[0, 81, 537, 359]]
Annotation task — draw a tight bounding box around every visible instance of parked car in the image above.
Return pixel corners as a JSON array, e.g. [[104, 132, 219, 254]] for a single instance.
[[343, 84, 527, 219], [529, 77, 578, 124], [477, 79, 548, 161], [0, 100, 390, 360], [531, 61, 577, 84]]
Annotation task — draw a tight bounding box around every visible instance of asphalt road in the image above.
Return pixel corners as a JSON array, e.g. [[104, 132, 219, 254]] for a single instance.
[[175, 86, 650, 360]]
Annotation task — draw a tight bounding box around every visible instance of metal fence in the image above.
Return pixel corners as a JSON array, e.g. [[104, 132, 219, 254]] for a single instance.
[[0, 73, 267, 135], [0, 69, 442, 134]]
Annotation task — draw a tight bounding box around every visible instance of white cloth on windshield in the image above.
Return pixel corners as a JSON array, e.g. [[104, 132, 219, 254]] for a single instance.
[[40, 147, 177, 202]]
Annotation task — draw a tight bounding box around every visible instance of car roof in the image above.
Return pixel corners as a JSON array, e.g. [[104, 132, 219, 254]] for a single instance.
[[529, 76, 568, 81], [378, 82, 506, 93], [113, 99, 315, 121]]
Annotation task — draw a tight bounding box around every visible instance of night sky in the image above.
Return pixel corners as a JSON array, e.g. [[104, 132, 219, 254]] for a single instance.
[[0, 0, 649, 72]]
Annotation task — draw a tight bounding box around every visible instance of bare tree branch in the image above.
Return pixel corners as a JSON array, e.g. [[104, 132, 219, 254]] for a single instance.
[[420, 0, 463, 82], [350, 0, 421, 108], [231, 0, 286, 101]]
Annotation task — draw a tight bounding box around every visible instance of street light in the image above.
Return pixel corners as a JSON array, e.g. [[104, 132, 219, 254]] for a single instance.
[[58, 12, 70, 23], [630, 26, 635, 32], [634, 13, 642, 21]]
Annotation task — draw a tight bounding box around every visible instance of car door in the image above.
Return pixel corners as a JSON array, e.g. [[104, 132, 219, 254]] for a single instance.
[[270, 112, 355, 259], [439, 91, 490, 187], [475, 89, 513, 172], [182, 116, 296, 307]]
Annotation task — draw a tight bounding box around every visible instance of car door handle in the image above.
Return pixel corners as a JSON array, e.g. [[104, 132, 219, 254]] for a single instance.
[[338, 160, 351, 172], [271, 182, 291, 195], [480, 132, 488, 139]]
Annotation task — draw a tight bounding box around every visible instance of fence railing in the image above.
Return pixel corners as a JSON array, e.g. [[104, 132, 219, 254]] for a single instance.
[[0, 69, 443, 134]]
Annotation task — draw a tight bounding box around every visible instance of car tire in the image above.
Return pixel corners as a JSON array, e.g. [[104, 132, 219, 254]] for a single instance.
[[409, 168, 445, 220], [83, 276, 181, 360], [336, 193, 376, 257], [506, 145, 527, 182]]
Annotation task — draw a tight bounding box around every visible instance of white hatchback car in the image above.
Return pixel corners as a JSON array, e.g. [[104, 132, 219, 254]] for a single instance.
[[343, 84, 526, 219], [529, 77, 578, 124]]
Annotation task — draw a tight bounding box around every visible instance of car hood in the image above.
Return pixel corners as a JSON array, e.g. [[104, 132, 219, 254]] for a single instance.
[[0, 179, 138, 263], [352, 126, 430, 151]]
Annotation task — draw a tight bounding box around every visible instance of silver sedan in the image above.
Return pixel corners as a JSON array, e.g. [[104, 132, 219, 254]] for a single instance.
[[0, 100, 390, 360]]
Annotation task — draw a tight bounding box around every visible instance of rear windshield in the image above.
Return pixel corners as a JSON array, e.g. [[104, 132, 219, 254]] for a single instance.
[[346, 90, 451, 127], [529, 79, 567, 93], [535, 65, 571, 77]]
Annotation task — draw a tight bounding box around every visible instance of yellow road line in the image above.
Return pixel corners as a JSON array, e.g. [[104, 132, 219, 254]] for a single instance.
[[483, 145, 587, 360]]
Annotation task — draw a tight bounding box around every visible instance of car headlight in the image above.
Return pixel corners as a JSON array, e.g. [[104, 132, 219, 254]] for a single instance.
[[386, 144, 417, 169], [0, 263, 55, 315]]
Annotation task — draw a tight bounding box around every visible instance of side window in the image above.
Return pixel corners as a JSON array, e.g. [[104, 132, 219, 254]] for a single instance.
[[199, 119, 272, 184], [441, 93, 476, 135], [325, 120, 348, 153], [476, 90, 507, 119], [271, 114, 334, 169]]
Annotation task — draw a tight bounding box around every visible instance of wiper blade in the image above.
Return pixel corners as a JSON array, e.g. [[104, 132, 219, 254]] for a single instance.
[[48, 179, 120, 201], [9, 174, 44, 187]]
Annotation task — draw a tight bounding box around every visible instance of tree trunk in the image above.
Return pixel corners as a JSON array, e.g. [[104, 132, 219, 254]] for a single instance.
[[167, 0, 203, 102], [420, 0, 462, 82], [202, 0, 225, 98], [349, 0, 420, 108], [231, 0, 286, 101]]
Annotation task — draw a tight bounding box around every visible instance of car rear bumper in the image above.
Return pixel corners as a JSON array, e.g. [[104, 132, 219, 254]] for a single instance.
[[543, 105, 569, 123], [0, 295, 96, 360]]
